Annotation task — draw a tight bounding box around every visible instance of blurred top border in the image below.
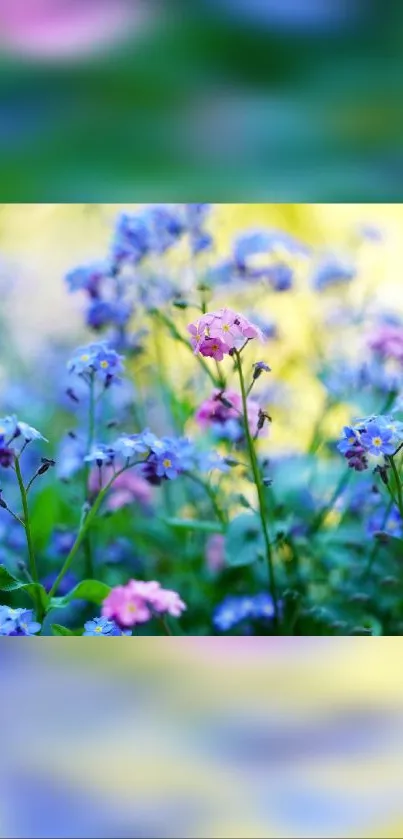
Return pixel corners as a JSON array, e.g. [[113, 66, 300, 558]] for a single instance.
[[0, 0, 402, 202]]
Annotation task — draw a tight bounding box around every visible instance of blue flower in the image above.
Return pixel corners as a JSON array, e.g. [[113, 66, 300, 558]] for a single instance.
[[253, 361, 271, 380], [48, 529, 76, 558], [148, 448, 182, 480], [213, 596, 252, 632], [185, 204, 213, 254], [360, 423, 395, 456], [337, 426, 360, 455], [0, 415, 18, 444], [0, 607, 41, 636], [113, 432, 153, 459], [234, 230, 309, 269], [312, 255, 356, 291], [83, 616, 131, 636], [0, 416, 47, 464], [368, 505, 403, 539], [213, 593, 276, 632], [111, 212, 150, 267], [16, 421, 47, 443], [266, 263, 294, 291], [251, 592, 275, 620], [145, 206, 185, 254], [65, 261, 110, 296], [67, 342, 124, 384], [86, 300, 127, 331], [111, 206, 185, 268], [84, 444, 115, 467]]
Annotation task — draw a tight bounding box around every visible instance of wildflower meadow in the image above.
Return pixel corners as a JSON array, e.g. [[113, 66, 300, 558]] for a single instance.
[[0, 204, 402, 636]]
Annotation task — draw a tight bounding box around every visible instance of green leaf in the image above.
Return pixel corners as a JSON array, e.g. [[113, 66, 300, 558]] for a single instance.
[[163, 518, 224, 533], [51, 624, 76, 636], [225, 513, 263, 567], [24, 583, 49, 612], [0, 566, 48, 610], [50, 579, 111, 610], [29, 485, 61, 550], [0, 565, 23, 592]]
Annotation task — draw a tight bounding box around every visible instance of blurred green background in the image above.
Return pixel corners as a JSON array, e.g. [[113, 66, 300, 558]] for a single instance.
[[1, 0, 403, 200]]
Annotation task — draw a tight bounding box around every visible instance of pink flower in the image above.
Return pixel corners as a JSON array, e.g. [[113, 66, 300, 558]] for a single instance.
[[199, 337, 228, 361], [188, 321, 206, 353], [188, 308, 264, 359], [102, 579, 186, 628], [369, 325, 403, 363], [206, 533, 226, 572], [88, 464, 152, 511], [102, 585, 152, 627], [0, 0, 143, 60], [208, 308, 244, 348], [195, 389, 267, 437]]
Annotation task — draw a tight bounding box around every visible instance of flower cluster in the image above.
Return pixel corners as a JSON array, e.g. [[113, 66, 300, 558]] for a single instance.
[[85, 429, 228, 485], [207, 229, 308, 291], [338, 415, 403, 471], [213, 593, 275, 632], [188, 307, 264, 360], [67, 342, 124, 385], [0, 415, 47, 467], [0, 607, 41, 636], [65, 206, 213, 346], [83, 616, 131, 636], [196, 389, 267, 442], [102, 580, 186, 628]]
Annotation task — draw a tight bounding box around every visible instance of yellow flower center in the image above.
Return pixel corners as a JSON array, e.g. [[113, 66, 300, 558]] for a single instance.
[[163, 458, 172, 468], [348, 436, 355, 444], [94, 626, 103, 633], [128, 603, 137, 614], [80, 354, 90, 362], [373, 437, 382, 447], [222, 324, 230, 332], [100, 360, 109, 369]]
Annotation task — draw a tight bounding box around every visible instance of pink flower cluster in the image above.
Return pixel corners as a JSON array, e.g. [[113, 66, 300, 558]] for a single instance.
[[369, 324, 403, 363], [196, 389, 265, 437], [0, 0, 142, 60], [188, 308, 264, 360], [102, 580, 186, 627], [88, 464, 152, 511]]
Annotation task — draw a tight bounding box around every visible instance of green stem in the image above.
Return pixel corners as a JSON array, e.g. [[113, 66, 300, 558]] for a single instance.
[[153, 310, 221, 388], [160, 616, 173, 636], [309, 469, 352, 535], [364, 495, 394, 578], [389, 455, 403, 520], [14, 457, 38, 585], [186, 472, 227, 525], [308, 396, 334, 455], [234, 349, 280, 627], [83, 376, 96, 579], [48, 464, 135, 600]]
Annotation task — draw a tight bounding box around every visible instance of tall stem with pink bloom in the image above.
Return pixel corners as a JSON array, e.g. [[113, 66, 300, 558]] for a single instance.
[[234, 348, 280, 629]]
